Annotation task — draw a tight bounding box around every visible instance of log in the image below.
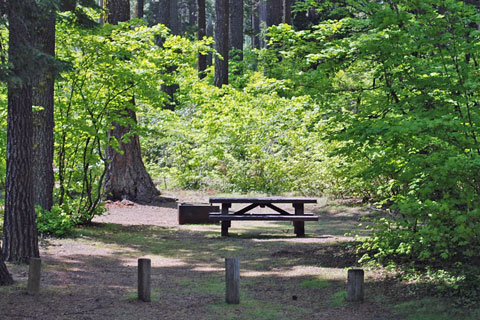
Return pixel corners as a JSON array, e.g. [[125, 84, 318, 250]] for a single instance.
[[347, 269, 364, 302], [27, 258, 41, 295], [138, 258, 151, 302], [225, 257, 240, 304]]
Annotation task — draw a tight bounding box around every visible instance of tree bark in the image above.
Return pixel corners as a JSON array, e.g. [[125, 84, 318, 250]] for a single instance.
[[206, 16, 214, 67], [251, 0, 260, 49], [103, 0, 160, 203], [259, 0, 266, 48], [283, 0, 292, 24], [214, 0, 229, 87], [99, 0, 104, 24], [3, 0, 40, 263], [0, 251, 13, 285], [229, 0, 243, 61], [104, 108, 160, 203], [153, 0, 180, 110], [266, 0, 282, 27], [169, 0, 181, 35], [135, 0, 144, 18], [104, 0, 130, 23], [197, 0, 207, 78], [32, 9, 55, 212], [189, 0, 197, 27]]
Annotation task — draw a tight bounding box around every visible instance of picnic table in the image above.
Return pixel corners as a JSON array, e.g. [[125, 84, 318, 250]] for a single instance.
[[208, 197, 318, 237]]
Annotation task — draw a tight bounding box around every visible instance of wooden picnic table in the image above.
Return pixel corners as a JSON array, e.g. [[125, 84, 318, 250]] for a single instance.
[[208, 197, 318, 237]]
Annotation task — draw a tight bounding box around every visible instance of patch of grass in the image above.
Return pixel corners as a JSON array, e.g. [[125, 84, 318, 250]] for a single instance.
[[123, 289, 161, 302], [394, 297, 480, 320], [300, 278, 330, 289], [175, 277, 224, 294], [330, 290, 347, 307], [208, 298, 286, 320]]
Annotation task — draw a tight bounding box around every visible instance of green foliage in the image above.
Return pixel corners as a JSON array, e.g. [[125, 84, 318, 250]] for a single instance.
[[142, 69, 356, 195], [36, 205, 74, 236], [394, 297, 480, 320], [35, 199, 105, 236], [264, 0, 480, 264]]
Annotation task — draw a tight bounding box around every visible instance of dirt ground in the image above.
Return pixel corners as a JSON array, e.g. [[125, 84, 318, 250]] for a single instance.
[[0, 192, 418, 319]]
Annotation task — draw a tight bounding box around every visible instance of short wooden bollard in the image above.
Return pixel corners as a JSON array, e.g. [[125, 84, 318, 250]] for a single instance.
[[347, 269, 364, 302], [27, 258, 42, 295], [138, 258, 151, 302], [225, 257, 240, 304]]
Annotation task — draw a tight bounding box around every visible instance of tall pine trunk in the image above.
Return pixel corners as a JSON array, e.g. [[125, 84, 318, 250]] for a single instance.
[[3, 0, 40, 263], [229, 0, 243, 61], [258, 0, 266, 48], [283, 0, 292, 24], [103, 0, 160, 203], [32, 8, 55, 212], [266, 0, 282, 27], [197, 0, 207, 78], [135, 0, 144, 18], [251, 0, 260, 49], [153, 0, 180, 110], [206, 16, 214, 67], [214, 0, 229, 87]]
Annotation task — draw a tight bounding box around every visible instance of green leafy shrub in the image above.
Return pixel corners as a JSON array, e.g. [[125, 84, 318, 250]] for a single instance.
[[36, 205, 74, 236]]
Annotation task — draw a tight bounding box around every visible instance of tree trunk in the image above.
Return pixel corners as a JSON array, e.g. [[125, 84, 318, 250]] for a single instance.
[[251, 0, 260, 49], [283, 0, 292, 24], [229, 0, 243, 61], [0, 251, 13, 285], [104, 108, 160, 203], [99, 0, 104, 24], [104, 0, 130, 23], [3, 0, 40, 263], [153, 0, 180, 110], [197, 0, 207, 78], [135, 0, 144, 18], [32, 9, 55, 212], [266, 0, 282, 27], [214, 0, 229, 87], [206, 16, 214, 67], [103, 0, 160, 203], [189, 0, 197, 27], [170, 0, 180, 35], [155, 0, 171, 28], [259, 0, 266, 48]]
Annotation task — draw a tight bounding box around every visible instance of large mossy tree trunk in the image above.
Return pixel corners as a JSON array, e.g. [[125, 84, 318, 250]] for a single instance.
[[103, 0, 160, 203], [214, 0, 229, 87], [32, 8, 56, 212], [3, 0, 40, 263]]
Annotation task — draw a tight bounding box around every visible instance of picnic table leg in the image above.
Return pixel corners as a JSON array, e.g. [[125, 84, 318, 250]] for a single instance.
[[221, 221, 230, 237], [293, 203, 305, 237], [221, 203, 231, 237]]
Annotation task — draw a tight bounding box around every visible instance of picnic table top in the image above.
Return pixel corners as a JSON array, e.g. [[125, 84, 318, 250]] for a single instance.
[[209, 197, 317, 204]]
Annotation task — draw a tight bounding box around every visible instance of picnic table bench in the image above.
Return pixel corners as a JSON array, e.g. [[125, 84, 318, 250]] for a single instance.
[[208, 197, 318, 237]]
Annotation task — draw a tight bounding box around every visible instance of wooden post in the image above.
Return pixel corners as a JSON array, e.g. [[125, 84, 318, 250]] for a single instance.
[[138, 258, 151, 302], [27, 258, 41, 295], [225, 257, 240, 304], [347, 269, 364, 302]]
